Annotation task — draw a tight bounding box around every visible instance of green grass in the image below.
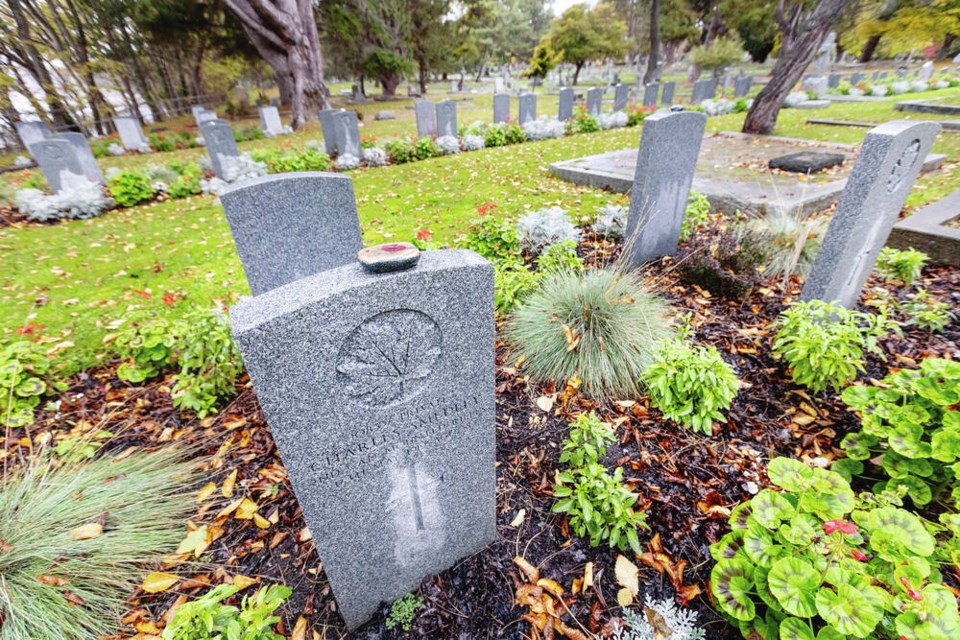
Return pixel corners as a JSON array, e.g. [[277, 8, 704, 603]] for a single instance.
[[3, 87, 960, 372]]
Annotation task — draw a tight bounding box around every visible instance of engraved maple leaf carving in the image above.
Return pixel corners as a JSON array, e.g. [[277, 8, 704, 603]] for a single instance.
[[336, 310, 442, 406]]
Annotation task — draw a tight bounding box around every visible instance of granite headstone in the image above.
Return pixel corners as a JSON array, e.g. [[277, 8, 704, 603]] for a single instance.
[[415, 101, 437, 138], [734, 76, 753, 98], [199, 119, 239, 179], [850, 72, 865, 85], [113, 116, 149, 152], [319, 109, 339, 155], [558, 87, 574, 121], [57, 132, 103, 185], [436, 101, 457, 138], [493, 93, 510, 123], [828, 73, 841, 89], [27, 138, 85, 193], [642, 83, 658, 107], [614, 83, 630, 111], [920, 60, 935, 82], [518, 93, 536, 124], [334, 111, 361, 158], [15, 121, 51, 149], [660, 81, 675, 106], [586, 88, 602, 115], [259, 105, 284, 136]]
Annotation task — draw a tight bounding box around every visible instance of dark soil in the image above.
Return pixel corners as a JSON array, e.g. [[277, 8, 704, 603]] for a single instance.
[[15, 224, 960, 640]]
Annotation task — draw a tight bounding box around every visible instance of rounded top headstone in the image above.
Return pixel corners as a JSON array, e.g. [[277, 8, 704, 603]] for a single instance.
[[358, 242, 420, 273]]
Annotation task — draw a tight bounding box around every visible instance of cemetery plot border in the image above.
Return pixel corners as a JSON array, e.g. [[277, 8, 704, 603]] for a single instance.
[[887, 188, 960, 265]]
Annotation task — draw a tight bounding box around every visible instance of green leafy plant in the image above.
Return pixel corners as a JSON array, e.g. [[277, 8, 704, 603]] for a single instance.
[[484, 124, 507, 147], [108, 171, 155, 208], [566, 105, 600, 134], [414, 137, 441, 160], [626, 103, 655, 127], [535, 239, 584, 275], [385, 138, 415, 164], [874, 247, 929, 285], [162, 583, 292, 639], [710, 457, 960, 640], [1, 340, 66, 427], [553, 412, 647, 553], [459, 216, 521, 263], [644, 338, 739, 434], [385, 592, 423, 632], [1, 449, 194, 640], [771, 300, 895, 393], [898, 289, 954, 333], [113, 312, 187, 383], [506, 267, 674, 399], [733, 98, 749, 113], [680, 191, 710, 242], [502, 122, 526, 145], [840, 358, 960, 509], [495, 261, 541, 314], [171, 310, 243, 418], [168, 173, 202, 199]]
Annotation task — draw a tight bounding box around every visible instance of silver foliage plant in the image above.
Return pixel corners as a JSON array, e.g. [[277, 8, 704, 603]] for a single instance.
[[597, 111, 629, 130], [516, 206, 581, 254], [462, 134, 485, 151], [107, 143, 126, 156], [362, 147, 388, 167], [700, 98, 735, 116], [334, 153, 360, 171], [592, 203, 627, 238], [16, 173, 112, 222], [606, 596, 705, 640], [435, 135, 461, 155], [523, 117, 567, 141], [220, 153, 267, 183], [782, 92, 809, 108]]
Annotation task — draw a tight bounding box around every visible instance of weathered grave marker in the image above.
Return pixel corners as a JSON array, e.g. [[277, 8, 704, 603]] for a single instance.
[[558, 87, 574, 120], [642, 83, 658, 107], [850, 72, 865, 85], [199, 119, 239, 180], [691, 79, 711, 103], [493, 93, 510, 123], [828, 73, 841, 89], [614, 83, 630, 111], [415, 101, 437, 138], [436, 101, 457, 137], [319, 109, 339, 155], [920, 60, 934, 82], [27, 138, 86, 192], [734, 76, 753, 98], [518, 93, 537, 124], [58, 132, 103, 185], [15, 121, 51, 149], [802, 120, 940, 308], [220, 173, 363, 295], [230, 246, 496, 631], [624, 111, 707, 267], [259, 106, 284, 136], [660, 81, 675, 106], [113, 116, 150, 152], [334, 111, 361, 158], [586, 87, 602, 115]]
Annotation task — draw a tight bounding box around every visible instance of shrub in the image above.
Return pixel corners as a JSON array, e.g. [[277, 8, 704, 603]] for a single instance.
[[502, 122, 526, 144], [108, 171, 154, 207], [689, 36, 743, 78], [523, 117, 566, 141], [875, 247, 928, 285], [148, 132, 174, 152], [494, 261, 541, 314], [462, 134, 485, 151], [771, 300, 895, 393], [414, 137, 441, 160], [536, 240, 584, 275], [680, 191, 710, 242], [840, 358, 960, 509], [711, 457, 960, 640], [0, 449, 193, 640], [899, 289, 954, 332], [362, 147, 389, 167], [171, 309, 243, 418], [738, 210, 827, 280], [220, 153, 267, 184], [255, 148, 330, 174], [567, 105, 600, 134], [644, 338, 739, 434], [167, 174, 202, 199], [506, 267, 674, 398], [143, 164, 179, 188], [516, 206, 580, 255], [459, 216, 522, 263], [592, 203, 626, 238], [385, 138, 416, 164], [0, 340, 66, 427], [613, 598, 705, 640], [114, 311, 186, 383], [626, 104, 654, 127], [334, 153, 360, 171], [162, 583, 291, 640], [385, 593, 423, 632], [484, 124, 507, 148], [15, 175, 112, 222], [733, 98, 749, 113], [435, 135, 461, 154], [553, 412, 647, 552]]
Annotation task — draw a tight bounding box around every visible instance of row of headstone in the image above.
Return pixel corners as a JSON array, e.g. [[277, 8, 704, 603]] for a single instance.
[[219, 171, 496, 631], [28, 133, 103, 192], [414, 101, 458, 138], [113, 116, 150, 152], [319, 109, 361, 158]]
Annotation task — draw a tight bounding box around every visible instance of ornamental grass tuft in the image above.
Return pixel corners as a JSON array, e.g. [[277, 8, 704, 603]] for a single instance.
[[506, 267, 674, 399], [0, 448, 194, 640]]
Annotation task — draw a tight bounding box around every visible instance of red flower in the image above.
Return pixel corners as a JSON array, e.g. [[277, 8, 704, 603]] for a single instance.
[[132, 289, 152, 300], [162, 292, 178, 307], [477, 202, 498, 216], [899, 577, 923, 601], [416, 228, 433, 241], [850, 549, 868, 562], [17, 323, 44, 336], [823, 520, 858, 535]]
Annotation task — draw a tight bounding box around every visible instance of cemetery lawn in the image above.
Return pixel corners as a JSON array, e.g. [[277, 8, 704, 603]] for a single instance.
[[3, 88, 960, 373]]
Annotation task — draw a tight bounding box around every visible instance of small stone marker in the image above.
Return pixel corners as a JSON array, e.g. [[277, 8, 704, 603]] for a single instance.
[[27, 138, 85, 193], [920, 60, 935, 82], [415, 101, 437, 138], [334, 111, 361, 158], [734, 76, 753, 98], [494, 77, 504, 92], [374, 110, 396, 121], [691, 79, 711, 103], [624, 111, 707, 267], [518, 93, 537, 124], [196, 110, 217, 125], [558, 87, 574, 121], [879, 71, 889, 79], [614, 83, 630, 111], [828, 73, 841, 89], [705, 77, 718, 98], [802, 120, 941, 308], [220, 172, 363, 296], [586, 88, 602, 115], [58, 132, 103, 185], [802, 76, 829, 96], [113, 116, 150, 152], [436, 101, 457, 137], [850, 72, 865, 85], [190, 105, 206, 120], [15, 121, 51, 148], [871, 71, 880, 81], [319, 109, 339, 155], [358, 242, 420, 273], [769, 151, 845, 174], [660, 81, 675, 106], [642, 83, 658, 107], [230, 247, 495, 631], [259, 106, 284, 136], [199, 119, 239, 180], [493, 93, 510, 123]]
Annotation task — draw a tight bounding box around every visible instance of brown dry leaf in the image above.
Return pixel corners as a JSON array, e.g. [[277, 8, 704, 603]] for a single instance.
[[536, 395, 555, 413], [513, 555, 540, 583], [217, 497, 244, 519], [232, 574, 258, 591], [557, 620, 591, 640], [614, 555, 639, 597], [135, 620, 162, 634], [253, 514, 271, 530], [196, 482, 217, 503], [616, 587, 634, 607], [176, 524, 224, 558], [62, 590, 86, 606], [291, 616, 308, 640], [141, 572, 180, 593], [510, 509, 526, 528], [536, 578, 564, 599], [235, 498, 258, 520], [37, 575, 67, 586], [69, 522, 103, 540], [582, 562, 594, 592], [222, 469, 238, 497]]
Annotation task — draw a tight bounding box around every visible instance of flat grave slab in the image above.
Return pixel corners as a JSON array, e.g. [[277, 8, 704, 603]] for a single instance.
[[769, 151, 846, 173], [887, 189, 960, 266], [895, 97, 960, 116], [549, 131, 944, 217], [808, 118, 960, 132]]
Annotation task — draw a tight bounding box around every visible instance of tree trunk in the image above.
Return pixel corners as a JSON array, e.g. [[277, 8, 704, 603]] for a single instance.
[[643, 0, 661, 84], [380, 75, 400, 96], [743, 0, 850, 135], [222, 0, 329, 128], [573, 60, 584, 86], [419, 59, 428, 94], [859, 34, 881, 62], [938, 34, 957, 60]]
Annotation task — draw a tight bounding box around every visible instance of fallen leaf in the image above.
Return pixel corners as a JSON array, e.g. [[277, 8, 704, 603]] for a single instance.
[[232, 574, 258, 591], [614, 555, 639, 597], [196, 482, 217, 503], [222, 469, 238, 497], [513, 555, 540, 583], [510, 509, 526, 528], [141, 572, 180, 593], [69, 522, 103, 540], [235, 498, 258, 520], [616, 587, 634, 607], [291, 616, 308, 640], [37, 575, 66, 586]]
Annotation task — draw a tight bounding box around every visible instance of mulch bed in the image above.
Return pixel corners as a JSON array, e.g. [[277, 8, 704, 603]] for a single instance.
[[11, 222, 960, 639]]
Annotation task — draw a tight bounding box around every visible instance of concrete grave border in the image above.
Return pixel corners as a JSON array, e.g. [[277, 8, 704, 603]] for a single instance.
[[887, 189, 960, 266]]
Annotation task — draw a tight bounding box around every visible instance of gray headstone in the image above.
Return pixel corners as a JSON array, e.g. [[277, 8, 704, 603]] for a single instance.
[[415, 101, 437, 138], [920, 60, 935, 82], [558, 87, 574, 121], [896, 67, 908, 78], [190, 105, 206, 120], [518, 93, 536, 124], [259, 105, 284, 136], [586, 88, 602, 115], [27, 138, 85, 193], [436, 101, 457, 138], [113, 116, 149, 151], [334, 111, 361, 158], [15, 121, 51, 149], [871, 71, 880, 81], [319, 109, 339, 155], [691, 80, 708, 103], [57, 132, 103, 185], [220, 172, 363, 296], [642, 83, 658, 107], [614, 83, 630, 111], [375, 110, 396, 121], [660, 82, 675, 106], [624, 111, 707, 267], [734, 76, 753, 98], [769, 151, 845, 174], [801, 120, 940, 308], [828, 73, 841, 89], [705, 78, 718, 98], [494, 77, 504, 92], [879, 71, 889, 79], [196, 110, 218, 125], [229, 248, 495, 631], [850, 72, 865, 85], [199, 119, 239, 179], [802, 76, 829, 96], [493, 93, 510, 123]]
